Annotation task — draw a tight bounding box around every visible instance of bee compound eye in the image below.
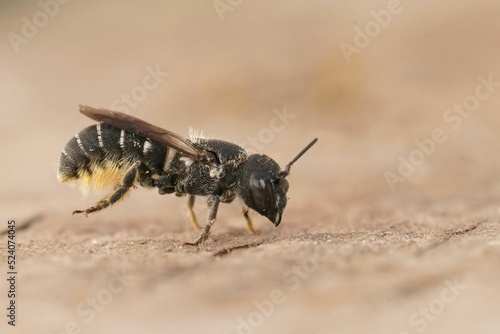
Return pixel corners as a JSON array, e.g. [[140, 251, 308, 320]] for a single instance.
[[249, 173, 275, 214]]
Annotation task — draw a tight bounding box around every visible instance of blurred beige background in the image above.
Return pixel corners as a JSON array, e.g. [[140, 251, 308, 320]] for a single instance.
[[1, 1, 500, 334]]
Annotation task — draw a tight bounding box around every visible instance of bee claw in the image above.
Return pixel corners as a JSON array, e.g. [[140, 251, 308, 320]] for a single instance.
[[183, 229, 210, 246], [183, 214, 217, 246], [72, 210, 88, 217]]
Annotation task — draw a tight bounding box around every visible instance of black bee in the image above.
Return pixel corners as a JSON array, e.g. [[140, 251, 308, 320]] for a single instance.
[[58, 105, 317, 245]]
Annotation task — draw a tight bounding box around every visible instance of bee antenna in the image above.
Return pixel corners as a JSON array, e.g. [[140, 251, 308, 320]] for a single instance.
[[279, 138, 318, 178]]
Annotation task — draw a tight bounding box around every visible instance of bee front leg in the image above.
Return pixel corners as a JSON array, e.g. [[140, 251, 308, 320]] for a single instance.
[[242, 207, 259, 235], [73, 161, 140, 216], [184, 195, 220, 246]]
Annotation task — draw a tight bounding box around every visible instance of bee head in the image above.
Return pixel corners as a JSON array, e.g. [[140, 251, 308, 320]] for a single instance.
[[239, 155, 288, 226], [239, 138, 318, 226]]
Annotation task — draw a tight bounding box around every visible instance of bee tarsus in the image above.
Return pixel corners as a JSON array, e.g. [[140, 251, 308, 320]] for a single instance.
[[183, 195, 220, 246]]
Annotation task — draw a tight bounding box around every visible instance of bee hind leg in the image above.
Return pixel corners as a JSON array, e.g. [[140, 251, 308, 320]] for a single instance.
[[73, 161, 141, 216]]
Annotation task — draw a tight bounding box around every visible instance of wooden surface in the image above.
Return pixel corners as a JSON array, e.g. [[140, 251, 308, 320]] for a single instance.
[[1, 1, 500, 333]]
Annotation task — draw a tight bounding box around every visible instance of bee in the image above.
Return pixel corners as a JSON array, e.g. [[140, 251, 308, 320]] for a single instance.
[[58, 105, 317, 245]]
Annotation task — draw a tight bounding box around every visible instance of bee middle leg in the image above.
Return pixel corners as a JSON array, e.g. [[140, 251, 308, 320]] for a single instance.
[[73, 161, 141, 216], [184, 195, 219, 246]]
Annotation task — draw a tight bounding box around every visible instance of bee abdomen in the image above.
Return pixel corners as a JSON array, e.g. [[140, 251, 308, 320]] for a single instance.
[[57, 126, 96, 184], [58, 148, 80, 183], [57, 125, 133, 191]]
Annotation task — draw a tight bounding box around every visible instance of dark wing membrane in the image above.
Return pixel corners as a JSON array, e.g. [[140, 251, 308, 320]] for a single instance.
[[79, 105, 217, 166]]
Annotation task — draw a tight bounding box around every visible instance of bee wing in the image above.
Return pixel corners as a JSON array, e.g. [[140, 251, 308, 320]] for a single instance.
[[79, 105, 217, 166]]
